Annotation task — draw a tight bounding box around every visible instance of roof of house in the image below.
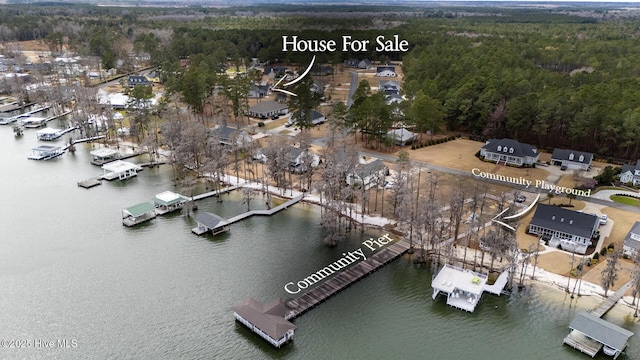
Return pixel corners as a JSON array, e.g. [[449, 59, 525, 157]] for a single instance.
[[624, 221, 640, 251], [530, 204, 599, 239], [376, 66, 395, 73], [195, 212, 228, 230], [482, 138, 539, 158], [102, 160, 141, 173], [210, 126, 248, 140], [569, 312, 633, 351], [551, 148, 593, 164], [387, 128, 416, 142], [621, 159, 640, 174], [379, 80, 400, 93], [124, 202, 156, 217], [249, 101, 288, 115], [291, 110, 324, 123], [353, 159, 387, 179], [233, 298, 296, 341]]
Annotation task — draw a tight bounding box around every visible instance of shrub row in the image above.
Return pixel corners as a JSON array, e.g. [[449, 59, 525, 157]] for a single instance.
[[411, 135, 457, 150]]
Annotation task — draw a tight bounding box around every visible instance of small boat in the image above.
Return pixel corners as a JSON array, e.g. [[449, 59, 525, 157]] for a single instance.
[[603, 345, 617, 356], [13, 124, 23, 137]]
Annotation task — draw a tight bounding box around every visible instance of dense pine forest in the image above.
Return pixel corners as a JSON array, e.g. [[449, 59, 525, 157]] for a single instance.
[[3, 3, 640, 160]]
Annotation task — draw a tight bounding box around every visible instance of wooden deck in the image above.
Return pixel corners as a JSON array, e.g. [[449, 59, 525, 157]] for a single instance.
[[285, 238, 410, 320], [77, 177, 102, 189], [191, 185, 240, 201], [590, 280, 633, 318], [564, 330, 602, 357]]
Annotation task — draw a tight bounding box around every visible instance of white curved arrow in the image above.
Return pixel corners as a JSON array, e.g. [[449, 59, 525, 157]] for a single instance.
[[491, 193, 540, 231], [272, 55, 316, 97]]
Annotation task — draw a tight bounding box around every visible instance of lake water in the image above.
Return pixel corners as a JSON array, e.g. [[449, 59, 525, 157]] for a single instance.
[[1, 110, 639, 359]]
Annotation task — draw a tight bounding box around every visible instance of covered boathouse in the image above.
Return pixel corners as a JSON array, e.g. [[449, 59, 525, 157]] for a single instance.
[[90, 148, 120, 165], [431, 264, 509, 312], [564, 312, 634, 358], [102, 160, 142, 181], [192, 212, 229, 235], [153, 191, 187, 215], [122, 202, 157, 226], [28, 145, 65, 160], [233, 298, 295, 348]]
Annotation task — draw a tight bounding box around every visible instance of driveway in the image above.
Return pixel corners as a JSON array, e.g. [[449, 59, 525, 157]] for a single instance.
[[590, 189, 639, 201]]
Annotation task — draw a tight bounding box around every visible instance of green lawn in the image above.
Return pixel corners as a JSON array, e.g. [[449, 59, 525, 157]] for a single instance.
[[610, 195, 640, 207], [593, 186, 629, 194]]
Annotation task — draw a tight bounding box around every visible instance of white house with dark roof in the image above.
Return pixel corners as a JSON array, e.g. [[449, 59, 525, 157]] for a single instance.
[[551, 148, 593, 170], [346, 158, 389, 190], [247, 101, 288, 119], [480, 138, 540, 167], [375, 66, 397, 77], [528, 204, 599, 254], [209, 125, 252, 148], [378, 80, 400, 94], [344, 58, 371, 69], [623, 221, 640, 257], [619, 160, 640, 186]]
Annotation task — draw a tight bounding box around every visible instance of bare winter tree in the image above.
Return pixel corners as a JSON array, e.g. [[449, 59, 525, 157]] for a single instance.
[[601, 248, 622, 297]]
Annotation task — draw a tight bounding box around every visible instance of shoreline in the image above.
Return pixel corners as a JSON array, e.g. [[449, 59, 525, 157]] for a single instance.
[[211, 173, 640, 315]]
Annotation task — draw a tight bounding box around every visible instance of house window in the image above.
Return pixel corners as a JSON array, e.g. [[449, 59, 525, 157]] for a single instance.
[[579, 155, 584, 162], [509, 147, 514, 153], [497, 146, 502, 151], [569, 153, 574, 160], [503, 147, 508, 152]]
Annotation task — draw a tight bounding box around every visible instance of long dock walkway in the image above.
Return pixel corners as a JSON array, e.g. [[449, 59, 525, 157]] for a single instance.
[[285, 238, 411, 320], [226, 195, 304, 225], [191, 185, 240, 201], [590, 280, 633, 318]]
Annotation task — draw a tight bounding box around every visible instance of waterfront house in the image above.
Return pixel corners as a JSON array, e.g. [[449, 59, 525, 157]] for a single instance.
[[288, 146, 320, 174], [90, 147, 121, 166], [551, 148, 593, 171], [101, 160, 142, 181], [623, 221, 640, 257], [28, 145, 65, 160], [564, 312, 633, 358], [209, 126, 253, 148], [247, 101, 288, 119], [153, 191, 188, 215], [346, 158, 389, 190], [387, 128, 416, 146], [233, 298, 296, 348], [122, 202, 156, 226], [480, 138, 540, 167], [528, 204, 599, 254], [192, 212, 230, 235], [619, 160, 640, 186]]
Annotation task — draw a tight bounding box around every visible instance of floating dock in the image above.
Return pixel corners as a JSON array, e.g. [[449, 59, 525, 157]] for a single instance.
[[77, 177, 102, 189]]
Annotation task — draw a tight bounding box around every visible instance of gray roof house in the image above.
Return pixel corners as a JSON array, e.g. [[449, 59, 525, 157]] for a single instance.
[[528, 204, 599, 254], [127, 75, 152, 88], [375, 66, 397, 77], [288, 147, 320, 174], [248, 101, 288, 119], [209, 126, 252, 148], [346, 158, 389, 190], [247, 84, 270, 98], [623, 221, 640, 257], [480, 138, 540, 167], [233, 298, 295, 348], [387, 128, 416, 146], [620, 160, 640, 186], [379, 80, 400, 94], [344, 58, 371, 69], [551, 148, 593, 171]]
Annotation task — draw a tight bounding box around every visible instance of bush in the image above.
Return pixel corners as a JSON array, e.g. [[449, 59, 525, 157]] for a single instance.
[[411, 145, 416, 150], [257, 122, 265, 127], [593, 252, 600, 260], [607, 243, 615, 250], [600, 248, 608, 256]]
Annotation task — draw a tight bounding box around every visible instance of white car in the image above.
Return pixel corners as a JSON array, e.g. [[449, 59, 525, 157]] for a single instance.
[[599, 214, 608, 225]]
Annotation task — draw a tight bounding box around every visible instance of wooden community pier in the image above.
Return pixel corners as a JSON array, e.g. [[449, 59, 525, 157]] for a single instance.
[[563, 280, 635, 359], [285, 238, 411, 319], [234, 237, 411, 348]]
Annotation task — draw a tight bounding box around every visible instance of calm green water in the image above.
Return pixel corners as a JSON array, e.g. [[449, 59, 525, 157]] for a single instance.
[[0, 112, 638, 360]]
